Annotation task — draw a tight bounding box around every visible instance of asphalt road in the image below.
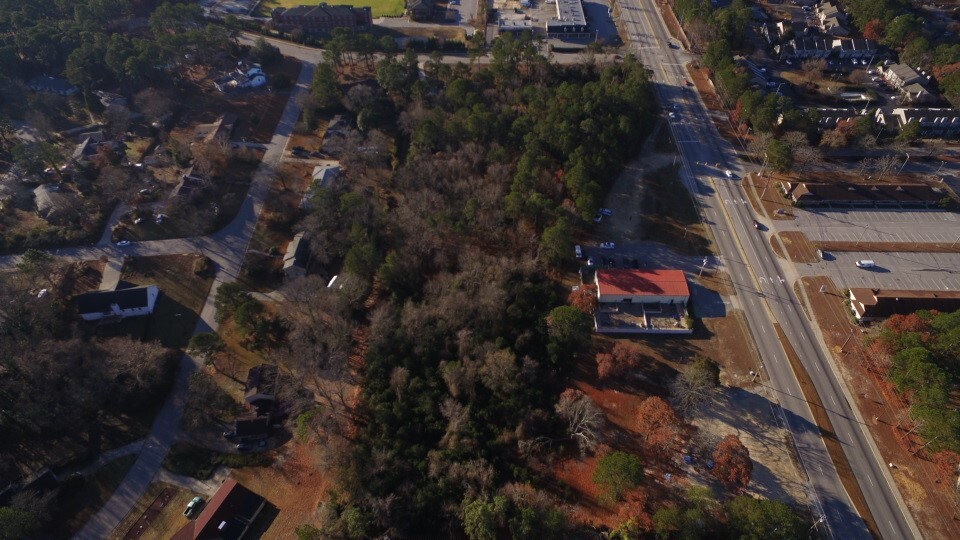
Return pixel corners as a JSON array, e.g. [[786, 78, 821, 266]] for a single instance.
[[615, 2, 920, 539]]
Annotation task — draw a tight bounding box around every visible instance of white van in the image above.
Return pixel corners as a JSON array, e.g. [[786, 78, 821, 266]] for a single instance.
[[855, 260, 875, 268]]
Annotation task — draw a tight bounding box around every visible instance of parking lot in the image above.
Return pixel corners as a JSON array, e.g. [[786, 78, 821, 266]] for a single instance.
[[801, 251, 960, 292]]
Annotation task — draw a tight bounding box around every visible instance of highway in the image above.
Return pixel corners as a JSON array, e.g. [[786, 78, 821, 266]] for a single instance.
[[614, 1, 921, 538]]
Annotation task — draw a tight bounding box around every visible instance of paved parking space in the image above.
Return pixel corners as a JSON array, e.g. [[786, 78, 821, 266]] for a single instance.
[[800, 251, 960, 291]]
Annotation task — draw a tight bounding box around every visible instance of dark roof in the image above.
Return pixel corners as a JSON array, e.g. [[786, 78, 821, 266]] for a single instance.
[[28, 75, 78, 94], [75, 286, 154, 314], [173, 479, 266, 540], [245, 364, 279, 400], [235, 416, 270, 438], [785, 182, 947, 206]]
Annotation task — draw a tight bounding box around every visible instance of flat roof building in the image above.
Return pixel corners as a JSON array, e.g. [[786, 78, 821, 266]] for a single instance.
[[545, 0, 589, 38], [593, 269, 692, 334]]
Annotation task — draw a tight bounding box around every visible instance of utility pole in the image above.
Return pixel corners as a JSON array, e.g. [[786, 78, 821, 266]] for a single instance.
[[698, 256, 709, 277], [936, 160, 946, 174], [758, 152, 769, 179], [899, 153, 910, 173]]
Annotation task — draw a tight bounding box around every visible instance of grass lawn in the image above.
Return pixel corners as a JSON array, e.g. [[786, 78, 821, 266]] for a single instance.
[[257, 0, 405, 17], [97, 255, 213, 348], [164, 443, 271, 480], [53, 454, 138, 539]]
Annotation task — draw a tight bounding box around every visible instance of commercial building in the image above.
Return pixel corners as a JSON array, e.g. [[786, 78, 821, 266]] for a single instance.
[[593, 269, 692, 334], [545, 0, 590, 39], [782, 181, 949, 208], [849, 288, 960, 321], [271, 4, 372, 32]]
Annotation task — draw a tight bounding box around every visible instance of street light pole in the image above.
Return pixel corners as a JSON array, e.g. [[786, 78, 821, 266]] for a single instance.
[[936, 160, 946, 174], [899, 153, 910, 173]]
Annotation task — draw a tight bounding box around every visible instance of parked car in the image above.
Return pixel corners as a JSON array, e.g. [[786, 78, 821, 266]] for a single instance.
[[669, 42, 679, 49], [855, 259, 876, 268], [116, 240, 131, 247], [223, 430, 236, 439], [593, 213, 603, 223], [669, 112, 677, 119], [575, 244, 583, 259], [587, 257, 595, 267], [183, 496, 204, 518], [724, 170, 736, 178], [600, 208, 613, 216], [600, 242, 616, 249]]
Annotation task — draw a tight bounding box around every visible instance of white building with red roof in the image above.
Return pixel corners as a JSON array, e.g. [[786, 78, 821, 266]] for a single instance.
[[593, 269, 692, 334]]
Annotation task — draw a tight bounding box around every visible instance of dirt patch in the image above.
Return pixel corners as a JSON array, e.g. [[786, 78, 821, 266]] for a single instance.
[[816, 240, 960, 254], [772, 231, 819, 264], [59, 259, 106, 297], [742, 174, 795, 220], [796, 276, 960, 539], [693, 270, 736, 298], [229, 440, 332, 538], [770, 321, 881, 538]]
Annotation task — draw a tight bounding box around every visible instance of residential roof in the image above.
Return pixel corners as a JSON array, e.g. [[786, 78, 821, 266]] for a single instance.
[[901, 82, 934, 97], [33, 184, 77, 220], [849, 288, 960, 319], [235, 416, 270, 438], [283, 232, 309, 271], [75, 285, 158, 315], [311, 164, 340, 188], [27, 75, 78, 94], [245, 364, 279, 401], [595, 269, 690, 298], [172, 479, 266, 540], [893, 108, 960, 124], [884, 63, 923, 85], [832, 38, 875, 52]]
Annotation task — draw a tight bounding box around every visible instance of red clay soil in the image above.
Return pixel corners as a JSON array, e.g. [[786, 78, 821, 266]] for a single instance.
[[771, 231, 819, 264], [795, 276, 960, 539], [122, 487, 176, 540], [742, 175, 796, 220], [816, 240, 960, 254]]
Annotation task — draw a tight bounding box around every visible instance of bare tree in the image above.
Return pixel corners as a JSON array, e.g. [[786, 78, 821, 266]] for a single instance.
[[670, 357, 720, 414], [781, 131, 821, 172], [555, 388, 604, 456], [134, 88, 175, 122], [801, 59, 827, 84]]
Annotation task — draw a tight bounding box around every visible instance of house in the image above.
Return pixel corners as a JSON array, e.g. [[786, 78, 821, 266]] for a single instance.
[[74, 130, 106, 144], [172, 479, 266, 540], [406, 0, 435, 21], [831, 38, 877, 59], [94, 90, 127, 108], [848, 288, 960, 321], [875, 108, 960, 138], [33, 184, 78, 223], [194, 113, 238, 145], [816, 1, 849, 36], [27, 76, 79, 96], [171, 166, 208, 198], [782, 182, 949, 208], [75, 285, 160, 321], [778, 37, 832, 59], [593, 269, 693, 334], [545, 0, 590, 38], [214, 64, 267, 92], [882, 63, 924, 89], [900, 82, 937, 104], [301, 164, 341, 208], [245, 364, 279, 413], [271, 4, 372, 32], [320, 115, 353, 157], [283, 232, 309, 280], [234, 416, 271, 442], [814, 107, 862, 130], [71, 137, 126, 165]]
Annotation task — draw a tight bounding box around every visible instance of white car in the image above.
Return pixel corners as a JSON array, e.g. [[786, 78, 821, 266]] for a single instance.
[[600, 208, 613, 216], [724, 170, 736, 178], [599, 242, 616, 249], [116, 240, 131, 247]]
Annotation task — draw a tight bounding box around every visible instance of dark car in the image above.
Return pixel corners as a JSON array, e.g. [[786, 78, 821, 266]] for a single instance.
[[223, 430, 236, 440], [291, 146, 309, 157]]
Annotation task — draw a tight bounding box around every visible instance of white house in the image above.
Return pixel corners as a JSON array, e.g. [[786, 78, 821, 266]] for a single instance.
[[214, 64, 268, 92], [75, 285, 160, 321], [593, 269, 692, 334]]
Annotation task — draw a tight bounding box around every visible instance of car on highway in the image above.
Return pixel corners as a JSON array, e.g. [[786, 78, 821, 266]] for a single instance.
[[116, 240, 131, 247], [599, 242, 616, 249], [183, 496, 204, 518], [668, 42, 679, 49], [683, 79, 693, 86], [753, 219, 761, 229], [724, 170, 737, 178]]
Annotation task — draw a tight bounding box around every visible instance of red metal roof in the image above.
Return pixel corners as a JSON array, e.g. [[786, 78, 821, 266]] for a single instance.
[[596, 269, 690, 298]]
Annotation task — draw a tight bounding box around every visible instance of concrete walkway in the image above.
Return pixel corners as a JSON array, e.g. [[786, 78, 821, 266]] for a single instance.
[[99, 258, 123, 291], [72, 60, 316, 540]]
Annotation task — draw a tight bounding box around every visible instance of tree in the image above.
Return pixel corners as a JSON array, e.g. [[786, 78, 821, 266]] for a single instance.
[[555, 388, 604, 455], [187, 332, 225, 367], [863, 19, 884, 41], [462, 497, 507, 540], [593, 451, 644, 502], [670, 356, 720, 414], [766, 139, 793, 173], [711, 434, 753, 492], [134, 88, 174, 121], [896, 120, 921, 143], [311, 60, 343, 111], [882, 14, 923, 48], [546, 306, 593, 366], [214, 282, 252, 323], [0, 506, 40, 539], [539, 218, 570, 268], [597, 341, 644, 381], [725, 496, 805, 540], [636, 396, 682, 462], [800, 58, 826, 84], [251, 37, 282, 66], [16, 249, 56, 285], [568, 285, 598, 316]]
